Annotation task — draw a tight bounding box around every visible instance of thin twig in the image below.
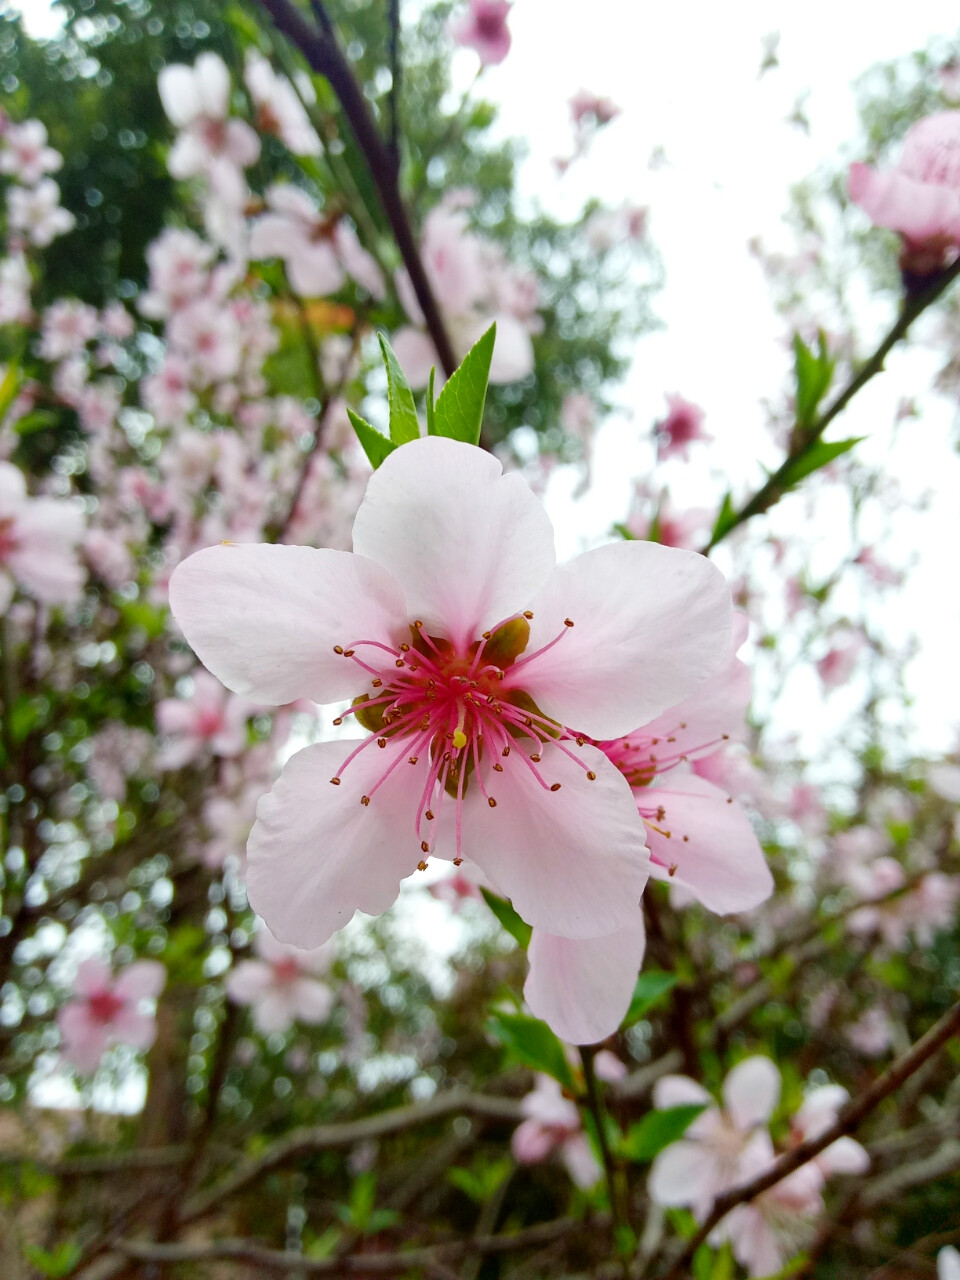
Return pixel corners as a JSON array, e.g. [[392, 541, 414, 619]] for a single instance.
[[580, 1046, 630, 1278], [657, 998, 960, 1280], [704, 255, 960, 551]]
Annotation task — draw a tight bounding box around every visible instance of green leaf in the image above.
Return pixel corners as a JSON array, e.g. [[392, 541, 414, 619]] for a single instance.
[[793, 330, 835, 428], [23, 1242, 83, 1278], [480, 888, 532, 949], [709, 492, 737, 546], [779, 436, 864, 489], [612, 521, 635, 541], [624, 969, 677, 1025], [0, 359, 19, 424], [433, 323, 495, 445], [346, 407, 398, 470], [378, 333, 421, 444], [620, 1104, 706, 1163], [425, 365, 437, 436], [486, 1011, 575, 1090]]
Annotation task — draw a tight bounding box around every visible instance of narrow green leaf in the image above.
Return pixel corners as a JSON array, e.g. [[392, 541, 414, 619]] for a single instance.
[[433, 323, 495, 445], [624, 969, 677, 1025], [425, 365, 437, 436], [779, 436, 864, 489], [620, 1104, 706, 1163], [793, 330, 835, 428], [346, 406, 397, 470], [480, 888, 532, 949], [0, 360, 20, 423], [486, 1011, 575, 1090], [710, 492, 737, 545], [612, 522, 636, 541], [378, 333, 420, 444], [23, 1242, 83, 1278]]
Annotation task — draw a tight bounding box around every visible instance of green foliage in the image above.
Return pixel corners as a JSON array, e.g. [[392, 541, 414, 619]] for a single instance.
[[379, 333, 421, 444], [431, 324, 495, 445], [480, 888, 532, 949], [624, 970, 677, 1025], [620, 1105, 707, 1163], [486, 1010, 576, 1090], [447, 1155, 513, 1203], [780, 436, 865, 488], [709, 491, 737, 546], [793, 330, 836, 428], [335, 1171, 400, 1234], [347, 406, 398, 469], [22, 1242, 83, 1277]]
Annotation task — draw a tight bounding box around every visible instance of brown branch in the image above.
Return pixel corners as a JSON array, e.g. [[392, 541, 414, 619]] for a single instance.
[[656, 998, 960, 1280], [252, 0, 458, 378], [109, 1215, 586, 1272], [180, 1089, 524, 1225]]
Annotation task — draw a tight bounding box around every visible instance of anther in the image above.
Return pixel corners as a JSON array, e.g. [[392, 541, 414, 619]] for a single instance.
[[523, 610, 534, 619], [722, 733, 730, 740], [586, 770, 596, 781], [488, 797, 497, 808], [550, 783, 561, 792], [682, 835, 689, 842], [425, 810, 435, 821], [333, 645, 344, 654], [564, 617, 574, 627], [576, 737, 585, 746], [360, 795, 370, 806], [482, 630, 492, 639], [413, 619, 423, 628], [409, 756, 418, 765], [453, 857, 463, 867], [417, 860, 428, 871], [502, 746, 511, 757], [530, 753, 541, 762], [668, 863, 678, 876], [378, 738, 387, 748], [395, 658, 404, 667], [343, 648, 355, 657], [330, 777, 341, 785], [493, 763, 503, 773], [400, 642, 410, 652], [421, 841, 429, 853], [333, 717, 343, 726], [372, 678, 382, 688]]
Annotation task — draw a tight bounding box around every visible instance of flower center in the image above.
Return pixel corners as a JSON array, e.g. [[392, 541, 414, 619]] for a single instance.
[[0, 516, 19, 561], [271, 958, 302, 985], [87, 990, 125, 1024], [328, 612, 591, 863]]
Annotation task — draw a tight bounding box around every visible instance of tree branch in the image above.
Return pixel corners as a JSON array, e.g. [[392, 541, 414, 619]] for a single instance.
[[252, 0, 458, 377], [657, 998, 960, 1280]]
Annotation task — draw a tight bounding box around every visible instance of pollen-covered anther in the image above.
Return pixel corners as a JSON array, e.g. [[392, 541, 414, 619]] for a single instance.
[[453, 857, 463, 866], [488, 797, 497, 808], [420, 840, 429, 853], [564, 617, 574, 627], [343, 649, 355, 657], [417, 860, 428, 871], [333, 645, 344, 655], [668, 863, 678, 876], [409, 756, 418, 765], [550, 783, 561, 792], [425, 809, 435, 820], [360, 795, 370, 806], [372, 678, 382, 688], [493, 763, 503, 773], [332, 717, 343, 726], [523, 610, 533, 619], [530, 753, 541, 762], [586, 770, 596, 781], [377, 738, 387, 748], [330, 777, 341, 785]]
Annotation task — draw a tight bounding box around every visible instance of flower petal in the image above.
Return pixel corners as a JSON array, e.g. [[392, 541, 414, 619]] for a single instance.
[[246, 739, 429, 948], [225, 960, 274, 1004], [458, 743, 649, 939], [113, 960, 166, 1002], [648, 1140, 717, 1209], [818, 1136, 870, 1176], [351, 437, 556, 650], [524, 918, 645, 1045], [514, 540, 732, 740], [723, 1056, 781, 1130], [644, 774, 773, 914], [168, 543, 408, 705], [653, 1075, 713, 1110]]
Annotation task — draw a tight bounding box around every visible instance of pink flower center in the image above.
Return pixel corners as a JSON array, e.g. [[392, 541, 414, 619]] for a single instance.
[[0, 516, 20, 561], [328, 613, 594, 862], [475, 8, 506, 38], [271, 958, 302, 984], [87, 990, 125, 1024], [196, 707, 225, 737]]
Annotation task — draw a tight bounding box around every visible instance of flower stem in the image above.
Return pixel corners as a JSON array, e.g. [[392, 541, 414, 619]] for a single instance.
[[580, 1045, 633, 1277]]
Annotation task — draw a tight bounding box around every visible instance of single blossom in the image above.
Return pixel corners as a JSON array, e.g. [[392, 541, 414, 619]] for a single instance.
[[648, 1057, 782, 1219], [244, 51, 321, 157], [511, 1074, 601, 1187], [158, 52, 260, 181], [849, 112, 960, 274], [169, 437, 732, 953], [155, 668, 251, 768], [6, 178, 75, 247], [58, 958, 166, 1072], [655, 393, 712, 460], [448, 0, 512, 66], [0, 119, 62, 185], [0, 461, 85, 612], [225, 929, 335, 1033]]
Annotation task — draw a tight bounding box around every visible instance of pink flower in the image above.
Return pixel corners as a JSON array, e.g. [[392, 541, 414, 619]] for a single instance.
[[790, 1085, 869, 1178], [569, 91, 620, 128], [849, 112, 960, 274], [656, 394, 712, 460], [6, 178, 74, 247], [816, 634, 865, 688], [648, 1057, 781, 1219], [0, 119, 62, 185], [714, 1133, 824, 1277], [249, 184, 384, 299], [448, 0, 512, 66], [158, 53, 260, 181], [225, 929, 334, 1034], [244, 51, 320, 157], [846, 1006, 893, 1057], [524, 617, 772, 1045], [58, 958, 166, 1072], [169, 437, 732, 951], [511, 1075, 601, 1187], [155, 669, 251, 768], [0, 461, 85, 612]]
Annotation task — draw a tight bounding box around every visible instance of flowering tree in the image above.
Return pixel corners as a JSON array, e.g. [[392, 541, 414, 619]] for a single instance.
[[0, 4, 958, 1279]]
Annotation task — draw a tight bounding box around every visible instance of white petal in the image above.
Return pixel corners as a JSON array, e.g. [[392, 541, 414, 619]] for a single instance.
[[514, 540, 732, 740], [648, 1140, 718, 1209], [459, 743, 649, 939], [652, 1075, 713, 1110], [818, 1136, 870, 1176], [246, 740, 429, 948], [723, 1056, 781, 1130], [524, 918, 645, 1045], [644, 775, 773, 914], [168, 543, 409, 705], [351, 437, 556, 650], [158, 64, 202, 128]]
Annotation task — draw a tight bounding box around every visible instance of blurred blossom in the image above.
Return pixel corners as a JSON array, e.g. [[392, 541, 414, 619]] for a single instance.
[[846, 1006, 894, 1057], [225, 929, 335, 1034], [58, 958, 166, 1073], [655, 393, 712, 460], [448, 0, 512, 66], [511, 1074, 601, 1187]]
